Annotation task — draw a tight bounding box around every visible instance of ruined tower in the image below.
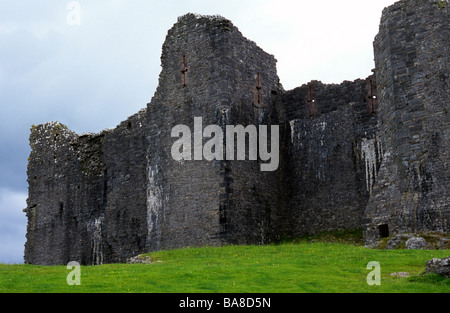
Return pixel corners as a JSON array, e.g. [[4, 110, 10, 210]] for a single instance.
[[363, 0, 450, 245], [144, 13, 283, 252]]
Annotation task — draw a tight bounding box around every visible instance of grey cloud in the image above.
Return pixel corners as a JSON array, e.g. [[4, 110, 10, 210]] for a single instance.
[[0, 188, 27, 264]]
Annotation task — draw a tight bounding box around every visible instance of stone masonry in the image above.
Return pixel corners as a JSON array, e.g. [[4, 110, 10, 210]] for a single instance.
[[24, 0, 449, 265], [362, 0, 449, 246]]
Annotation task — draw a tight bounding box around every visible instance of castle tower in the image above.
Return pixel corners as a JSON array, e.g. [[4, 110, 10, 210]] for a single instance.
[[145, 14, 283, 251], [363, 0, 450, 245]]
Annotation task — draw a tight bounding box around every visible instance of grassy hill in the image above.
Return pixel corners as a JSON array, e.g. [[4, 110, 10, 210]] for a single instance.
[[1, 230, 449, 293]]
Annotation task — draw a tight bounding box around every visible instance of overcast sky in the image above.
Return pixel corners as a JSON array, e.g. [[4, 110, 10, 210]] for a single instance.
[[0, 0, 398, 264]]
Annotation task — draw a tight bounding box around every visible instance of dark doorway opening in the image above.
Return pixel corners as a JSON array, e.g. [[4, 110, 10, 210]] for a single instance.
[[378, 224, 389, 238]]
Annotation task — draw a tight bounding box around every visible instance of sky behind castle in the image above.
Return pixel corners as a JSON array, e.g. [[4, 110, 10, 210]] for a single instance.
[[0, 0, 397, 263]]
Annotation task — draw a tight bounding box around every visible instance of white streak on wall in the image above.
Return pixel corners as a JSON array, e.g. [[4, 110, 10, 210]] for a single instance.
[[377, 139, 383, 164], [289, 120, 296, 144], [146, 164, 163, 251], [319, 121, 327, 131], [361, 138, 381, 194], [88, 216, 104, 265], [289, 119, 303, 146], [258, 109, 265, 124]]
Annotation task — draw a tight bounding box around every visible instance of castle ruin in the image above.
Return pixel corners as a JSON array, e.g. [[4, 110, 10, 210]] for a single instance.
[[24, 0, 449, 265]]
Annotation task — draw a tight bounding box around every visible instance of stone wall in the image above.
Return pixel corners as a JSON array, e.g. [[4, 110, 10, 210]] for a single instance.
[[101, 110, 149, 263], [363, 0, 449, 246], [281, 78, 380, 237], [24, 1, 449, 265], [25, 110, 149, 265], [25, 122, 80, 265], [145, 13, 283, 250]]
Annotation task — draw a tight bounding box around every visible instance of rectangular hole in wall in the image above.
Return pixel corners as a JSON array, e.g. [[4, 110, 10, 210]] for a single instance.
[[58, 202, 64, 219], [378, 224, 389, 238]]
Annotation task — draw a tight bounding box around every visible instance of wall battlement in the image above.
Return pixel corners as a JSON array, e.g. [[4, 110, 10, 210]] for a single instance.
[[25, 1, 449, 265]]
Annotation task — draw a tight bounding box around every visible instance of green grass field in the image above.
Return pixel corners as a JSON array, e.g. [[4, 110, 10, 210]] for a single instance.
[[1, 232, 449, 293]]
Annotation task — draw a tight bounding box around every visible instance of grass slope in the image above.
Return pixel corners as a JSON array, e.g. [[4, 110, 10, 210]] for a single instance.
[[1, 235, 449, 293]]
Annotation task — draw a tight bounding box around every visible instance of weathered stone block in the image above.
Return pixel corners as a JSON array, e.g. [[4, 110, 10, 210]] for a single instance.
[[425, 257, 450, 278]]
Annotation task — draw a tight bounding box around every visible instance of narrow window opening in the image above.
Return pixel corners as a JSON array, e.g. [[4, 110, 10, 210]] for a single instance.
[[306, 83, 318, 118], [59, 202, 64, 216], [180, 54, 188, 87], [254, 72, 265, 107], [378, 224, 389, 238], [366, 78, 378, 114]]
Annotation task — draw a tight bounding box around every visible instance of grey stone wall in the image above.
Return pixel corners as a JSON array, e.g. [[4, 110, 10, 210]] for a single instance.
[[25, 110, 149, 265], [101, 110, 149, 263], [25, 122, 80, 265], [24, 1, 449, 265], [282, 78, 380, 237], [363, 0, 449, 246], [145, 13, 283, 250]]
